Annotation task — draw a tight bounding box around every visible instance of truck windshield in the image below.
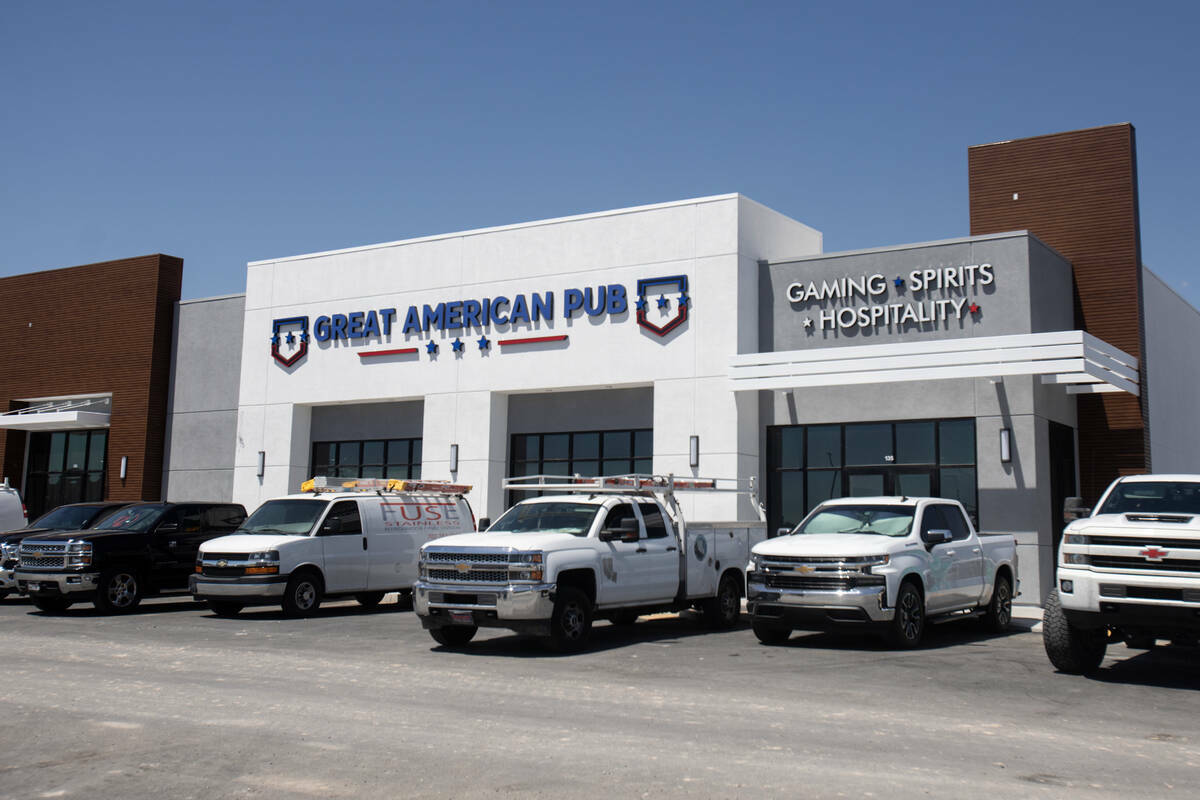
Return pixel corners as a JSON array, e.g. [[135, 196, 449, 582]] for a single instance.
[[96, 505, 168, 532], [1097, 482, 1200, 515], [488, 502, 601, 537], [792, 505, 915, 537], [31, 505, 102, 530], [237, 499, 330, 535]]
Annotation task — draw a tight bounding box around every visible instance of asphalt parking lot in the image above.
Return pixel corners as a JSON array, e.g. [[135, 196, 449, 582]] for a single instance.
[[1, 594, 1197, 800]]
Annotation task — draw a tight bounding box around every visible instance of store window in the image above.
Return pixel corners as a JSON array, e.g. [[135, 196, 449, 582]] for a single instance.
[[311, 439, 422, 481], [508, 429, 652, 505], [767, 419, 977, 535], [24, 429, 108, 518]]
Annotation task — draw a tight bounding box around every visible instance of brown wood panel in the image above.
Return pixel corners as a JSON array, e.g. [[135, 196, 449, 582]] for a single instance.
[[968, 124, 1147, 501], [0, 255, 183, 507]]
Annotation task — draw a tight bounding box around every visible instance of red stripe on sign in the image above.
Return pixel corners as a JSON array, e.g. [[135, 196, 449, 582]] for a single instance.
[[498, 335, 569, 346], [358, 348, 419, 357]]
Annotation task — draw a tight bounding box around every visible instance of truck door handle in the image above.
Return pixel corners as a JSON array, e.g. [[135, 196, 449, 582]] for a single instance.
[[971, 547, 980, 553], [944, 550, 956, 557], [636, 547, 647, 553], [362, 537, 368, 551], [666, 546, 677, 552]]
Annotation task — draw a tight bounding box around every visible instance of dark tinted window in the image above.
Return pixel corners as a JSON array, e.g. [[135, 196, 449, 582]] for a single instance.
[[920, 505, 947, 536], [323, 501, 362, 535], [638, 503, 669, 539], [175, 506, 206, 533], [206, 505, 246, 531], [603, 503, 639, 532], [939, 504, 971, 540]]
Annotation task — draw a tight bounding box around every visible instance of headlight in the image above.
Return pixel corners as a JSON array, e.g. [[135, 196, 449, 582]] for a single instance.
[[509, 552, 543, 564], [64, 542, 92, 567], [509, 552, 544, 582], [1063, 553, 1089, 566], [864, 554, 891, 573], [1064, 534, 1088, 545], [244, 550, 280, 575], [1, 542, 17, 558], [747, 553, 760, 571], [247, 551, 280, 562]]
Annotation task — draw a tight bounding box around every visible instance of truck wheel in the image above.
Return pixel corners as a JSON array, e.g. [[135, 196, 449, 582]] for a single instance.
[[33, 597, 72, 613], [702, 572, 742, 629], [547, 587, 592, 652], [982, 573, 1013, 633], [752, 619, 792, 645], [208, 600, 243, 617], [610, 610, 639, 626], [430, 625, 477, 648], [1042, 588, 1107, 674], [282, 570, 322, 618], [887, 581, 925, 649], [94, 568, 142, 613], [355, 592, 385, 608], [395, 589, 414, 609]]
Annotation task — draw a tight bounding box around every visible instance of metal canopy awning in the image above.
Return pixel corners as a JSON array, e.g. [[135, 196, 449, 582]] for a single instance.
[[0, 396, 112, 431], [728, 330, 1139, 395]]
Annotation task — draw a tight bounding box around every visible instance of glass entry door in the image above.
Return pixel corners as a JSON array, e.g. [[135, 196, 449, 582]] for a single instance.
[[23, 429, 108, 519]]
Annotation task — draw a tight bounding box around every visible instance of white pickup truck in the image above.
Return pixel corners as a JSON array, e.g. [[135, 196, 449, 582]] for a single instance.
[[414, 475, 767, 651], [1044, 474, 1200, 674], [746, 496, 1018, 648]]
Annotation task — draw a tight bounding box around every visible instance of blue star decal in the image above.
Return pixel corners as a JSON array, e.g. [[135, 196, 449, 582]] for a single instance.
[[657, 295, 670, 310], [270, 335, 280, 346], [477, 335, 490, 350], [451, 338, 464, 353], [285, 332, 296, 345], [893, 276, 905, 289], [677, 293, 690, 308], [300, 332, 310, 343], [635, 296, 648, 312], [425, 340, 438, 355]]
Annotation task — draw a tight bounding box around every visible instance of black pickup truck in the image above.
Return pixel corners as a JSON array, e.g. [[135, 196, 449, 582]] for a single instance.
[[15, 501, 246, 613], [0, 501, 132, 599]]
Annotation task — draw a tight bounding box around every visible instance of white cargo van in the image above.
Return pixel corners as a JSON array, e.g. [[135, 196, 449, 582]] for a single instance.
[[190, 478, 476, 617], [0, 479, 27, 533]]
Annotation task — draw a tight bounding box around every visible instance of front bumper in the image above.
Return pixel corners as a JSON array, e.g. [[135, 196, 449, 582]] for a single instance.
[[747, 577, 892, 626], [414, 580, 557, 635], [189, 573, 287, 600], [1057, 566, 1200, 633], [14, 571, 98, 597], [0, 566, 19, 593]]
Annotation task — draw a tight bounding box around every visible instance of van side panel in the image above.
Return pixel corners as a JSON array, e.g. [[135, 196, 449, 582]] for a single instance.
[[367, 495, 473, 592]]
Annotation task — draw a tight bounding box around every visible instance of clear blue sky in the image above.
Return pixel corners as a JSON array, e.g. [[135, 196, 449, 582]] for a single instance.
[[3, 1, 1197, 304]]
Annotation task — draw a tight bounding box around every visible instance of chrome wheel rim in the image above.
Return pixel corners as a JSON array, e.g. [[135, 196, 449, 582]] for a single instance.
[[108, 573, 137, 608], [898, 590, 922, 641], [560, 602, 585, 640], [295, 582, 316, 610]]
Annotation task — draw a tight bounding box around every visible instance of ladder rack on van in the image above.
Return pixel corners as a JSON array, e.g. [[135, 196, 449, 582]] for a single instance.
[[502, 473, 766, 521], [300, 476, 472, 495]]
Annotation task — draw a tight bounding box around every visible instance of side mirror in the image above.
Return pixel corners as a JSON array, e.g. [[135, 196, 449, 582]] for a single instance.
[[599, 519, 640, 543], [775, 527, 791, 538], [1063, 496, 1091, 523], [922, 528, 952, 547], [477, 517, 491, 532], [157, 522, 180, 534]]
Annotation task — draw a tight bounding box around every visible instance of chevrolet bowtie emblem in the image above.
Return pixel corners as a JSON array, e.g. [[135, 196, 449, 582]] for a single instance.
[[1140, 547, 1168, 561], [34, 551, 45, 558], [455, 562, 471, 573], [798, 564, 815, 574], [217, 560, 228, 568]]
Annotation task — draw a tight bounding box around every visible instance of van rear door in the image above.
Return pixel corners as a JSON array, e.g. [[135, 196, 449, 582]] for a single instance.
[[368, 495, 470, 591]]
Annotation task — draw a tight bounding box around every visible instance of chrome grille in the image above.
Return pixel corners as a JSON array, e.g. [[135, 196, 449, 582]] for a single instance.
[[1087, 535, 1200, 550], [20, 542, 67, 553], [1090, 556, 1200, 573], [19, 555, 65, 569], [425, 551, 508, 564], [427, 567, 508, 583], [764, 574, 885, 591]]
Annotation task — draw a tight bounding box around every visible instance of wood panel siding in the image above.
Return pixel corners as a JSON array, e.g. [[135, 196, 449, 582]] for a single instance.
[[968, 124, 1147, 501], [0, 255, 183, 505]]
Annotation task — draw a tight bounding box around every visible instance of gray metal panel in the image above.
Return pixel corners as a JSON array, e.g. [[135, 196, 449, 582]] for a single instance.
[[507, 388, 653, 434], [309, 401, 425, 441]]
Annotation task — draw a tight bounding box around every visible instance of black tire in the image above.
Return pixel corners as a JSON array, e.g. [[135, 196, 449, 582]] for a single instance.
[[282, 570, 322, 618], [355, 591, 385, 608], [982, 573, 1013, 633], [395, 589, 414, 609], [547, 587, 592, 652], [430, 625, 477, 647], [33, 596, 73, 613], [94, 568, 142, 613], [209, 600, 243, 617], [610, 610, 639, 626], [752, 619, 792, 645], [1042, 588, 1107, 674], [702, 572, 742, 630], [0, 589, 10, 601], [887, 580, 925, 649]]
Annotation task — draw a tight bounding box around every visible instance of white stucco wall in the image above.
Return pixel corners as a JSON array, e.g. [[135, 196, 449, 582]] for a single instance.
[[233, 194, 822, 519], [1143, 267, 1200, 472]]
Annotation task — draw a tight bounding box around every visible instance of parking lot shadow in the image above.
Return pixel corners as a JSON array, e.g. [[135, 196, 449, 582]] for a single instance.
[[765, 618, 1032, 652], [1083, 645, 1200, 690], [212, 596, 413, 621]]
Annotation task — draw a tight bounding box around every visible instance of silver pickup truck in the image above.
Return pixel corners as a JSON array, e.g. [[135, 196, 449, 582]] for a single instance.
[[746, 496, 1018, 648]]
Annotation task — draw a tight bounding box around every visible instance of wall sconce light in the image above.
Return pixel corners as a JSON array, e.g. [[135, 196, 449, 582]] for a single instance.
[[257, 450, 266, 478], [689, 435, 699, 469], [999, 428, 1011, 463], [450, 444, 459, 473], [119, 456, 128, 481]]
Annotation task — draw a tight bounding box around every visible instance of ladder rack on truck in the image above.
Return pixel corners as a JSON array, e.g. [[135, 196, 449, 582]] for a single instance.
[[503, 473, 766, 522], [300, 476, 473, 495]]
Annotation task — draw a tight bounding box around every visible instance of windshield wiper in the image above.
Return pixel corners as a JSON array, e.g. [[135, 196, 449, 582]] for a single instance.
[[243, 527, 290, 534]]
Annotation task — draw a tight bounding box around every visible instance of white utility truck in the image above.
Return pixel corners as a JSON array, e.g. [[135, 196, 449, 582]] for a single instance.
[[746, 497, 1018, 648], [414, 474, 767, 651], [1045, 474, 1200, 674], [191, 478, 476, 617]]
